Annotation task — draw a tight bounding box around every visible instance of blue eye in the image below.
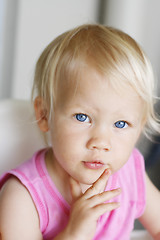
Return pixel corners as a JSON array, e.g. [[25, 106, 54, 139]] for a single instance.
[[115, 121, 128, 129], [75, 113, 89, 122]]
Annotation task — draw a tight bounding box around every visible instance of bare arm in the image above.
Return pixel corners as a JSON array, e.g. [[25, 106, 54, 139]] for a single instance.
[[139, 173, 160, 239], [0, 177, 43, 240], [0, 171, 120, 240]]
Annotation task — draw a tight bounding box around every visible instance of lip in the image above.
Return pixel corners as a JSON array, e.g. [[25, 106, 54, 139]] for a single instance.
[[83, 161, 105, 170]]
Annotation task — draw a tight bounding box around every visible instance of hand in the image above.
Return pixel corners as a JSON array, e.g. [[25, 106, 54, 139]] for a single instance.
[[65, 170, 121, 240]]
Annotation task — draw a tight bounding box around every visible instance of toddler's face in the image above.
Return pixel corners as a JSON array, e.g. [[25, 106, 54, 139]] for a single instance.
[[49, 68, 144, 185]]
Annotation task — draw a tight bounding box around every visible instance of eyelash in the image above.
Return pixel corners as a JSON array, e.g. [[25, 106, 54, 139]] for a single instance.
[[114, 121, 129, 129], [74, 114, 129, 129], [75, 113, 90, 123]]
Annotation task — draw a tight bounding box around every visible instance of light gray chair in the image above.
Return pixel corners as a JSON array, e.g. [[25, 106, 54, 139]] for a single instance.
[[0, 99, 45, 175]]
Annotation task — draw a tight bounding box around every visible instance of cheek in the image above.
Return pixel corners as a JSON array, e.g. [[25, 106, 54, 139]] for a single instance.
[[51, 125, 86, 158], [112, 135, 139, 169], [116, 130, 140, 149]]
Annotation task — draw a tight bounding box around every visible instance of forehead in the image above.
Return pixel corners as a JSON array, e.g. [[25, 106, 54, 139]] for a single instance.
[[57, 67, 144, 116]]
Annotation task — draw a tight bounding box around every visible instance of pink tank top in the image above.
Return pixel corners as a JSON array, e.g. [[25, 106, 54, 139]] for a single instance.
[[0, 148, 146, 240]]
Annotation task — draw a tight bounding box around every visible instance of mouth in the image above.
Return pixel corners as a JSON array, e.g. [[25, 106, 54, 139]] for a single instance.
[[83, 160, 105, 170]]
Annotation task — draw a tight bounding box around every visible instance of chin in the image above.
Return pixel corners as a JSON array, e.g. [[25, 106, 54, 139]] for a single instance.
[[71, 169, 104, 186], [78, 174, 101, 186]]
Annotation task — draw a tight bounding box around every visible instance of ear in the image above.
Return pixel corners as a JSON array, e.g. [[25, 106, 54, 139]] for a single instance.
[[34, 97, 49, 132]]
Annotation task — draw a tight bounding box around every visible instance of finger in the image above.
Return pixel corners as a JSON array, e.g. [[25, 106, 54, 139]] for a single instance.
[[69, 177, 82, 203], [88, 188, 121, 208], [84, 169, 111, 198], [94, 201, 120, 219]]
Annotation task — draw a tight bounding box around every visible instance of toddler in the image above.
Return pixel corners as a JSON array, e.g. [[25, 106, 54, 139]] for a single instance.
[[0, 24, 160, 240]]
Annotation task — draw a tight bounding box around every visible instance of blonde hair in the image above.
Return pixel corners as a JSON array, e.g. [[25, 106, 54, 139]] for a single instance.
[[32, 23, 160, 138]]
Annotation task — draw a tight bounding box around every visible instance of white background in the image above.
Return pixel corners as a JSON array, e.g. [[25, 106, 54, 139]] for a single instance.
[[1, 0, 160, 100], [0, 0, 99, 99]]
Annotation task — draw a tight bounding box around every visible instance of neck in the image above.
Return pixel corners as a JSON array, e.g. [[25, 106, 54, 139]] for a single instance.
[[45, 148, 93, 203], [45, 149, 72, 203]]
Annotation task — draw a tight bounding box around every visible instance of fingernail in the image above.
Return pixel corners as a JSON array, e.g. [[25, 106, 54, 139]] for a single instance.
[[104, 169, 111, 175]]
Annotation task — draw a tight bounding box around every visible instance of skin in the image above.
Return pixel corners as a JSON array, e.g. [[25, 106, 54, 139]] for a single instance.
[[0, 67, 160, 239], [46, 69, 144, 193]]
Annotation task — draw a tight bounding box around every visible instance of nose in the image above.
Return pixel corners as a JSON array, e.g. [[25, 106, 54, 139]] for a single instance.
[[86, 131, 111, 152]]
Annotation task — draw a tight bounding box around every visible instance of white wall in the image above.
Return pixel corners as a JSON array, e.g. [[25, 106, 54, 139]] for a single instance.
[[0, 0, 4, 95], [10, 0, 99, 99], [0, 0, 19, 99], [1, 0, 160, 99], [104, 0, 160, 94]]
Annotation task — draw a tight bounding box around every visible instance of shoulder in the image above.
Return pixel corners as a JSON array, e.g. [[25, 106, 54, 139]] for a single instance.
[[139, 174, 160, 238], [127, 148, 145, 176], [131, 148, 144, 161], [0, 177, 42, 240], [121, 148, 145, 176], [118, 148, 146, 217]]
